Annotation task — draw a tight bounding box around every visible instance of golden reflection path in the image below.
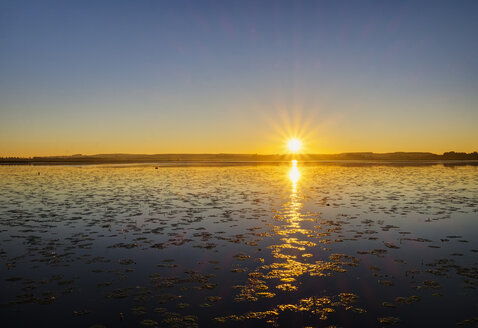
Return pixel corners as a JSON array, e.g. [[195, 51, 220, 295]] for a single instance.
[[227, 161, 363, 325]]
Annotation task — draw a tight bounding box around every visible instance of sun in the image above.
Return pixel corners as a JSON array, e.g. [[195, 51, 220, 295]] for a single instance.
[[288, 138, 302, 153]]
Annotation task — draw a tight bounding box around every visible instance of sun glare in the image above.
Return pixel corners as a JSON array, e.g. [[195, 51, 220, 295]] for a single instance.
[[288, 138, 302, 153]]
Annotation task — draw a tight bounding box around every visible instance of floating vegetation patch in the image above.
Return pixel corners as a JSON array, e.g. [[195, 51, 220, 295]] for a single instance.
[[217, 293, 364, 325], [378, 316, 400, 325]]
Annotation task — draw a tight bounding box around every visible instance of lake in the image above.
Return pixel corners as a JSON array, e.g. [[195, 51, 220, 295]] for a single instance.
[[0, 163, 477, 327]]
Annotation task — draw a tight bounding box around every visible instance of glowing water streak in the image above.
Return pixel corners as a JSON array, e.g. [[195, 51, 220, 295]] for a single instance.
[[289, 160, 300, 190], [288, 160, 301, 227]]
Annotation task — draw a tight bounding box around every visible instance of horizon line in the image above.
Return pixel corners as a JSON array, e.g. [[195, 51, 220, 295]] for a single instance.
[[2, 150, 477, 159]]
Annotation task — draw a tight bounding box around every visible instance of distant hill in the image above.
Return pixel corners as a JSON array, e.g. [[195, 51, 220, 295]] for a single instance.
[[1, 151, 477, 164]]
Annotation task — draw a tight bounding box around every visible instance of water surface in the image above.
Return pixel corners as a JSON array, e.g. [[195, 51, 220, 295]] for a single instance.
[[0, 163, 477, 327]]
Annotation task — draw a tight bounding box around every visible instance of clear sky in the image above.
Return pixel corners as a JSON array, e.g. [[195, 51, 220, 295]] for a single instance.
[[1, 0, 477, 156]]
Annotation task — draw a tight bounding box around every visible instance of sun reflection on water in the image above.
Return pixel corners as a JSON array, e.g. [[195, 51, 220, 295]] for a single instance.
[[287, 160, 302, 229], [228, 161, 364, 324], [288, 160, 301, 189]]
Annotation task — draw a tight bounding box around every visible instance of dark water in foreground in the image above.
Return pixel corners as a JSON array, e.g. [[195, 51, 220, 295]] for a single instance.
[[0, 163, 477, 328]]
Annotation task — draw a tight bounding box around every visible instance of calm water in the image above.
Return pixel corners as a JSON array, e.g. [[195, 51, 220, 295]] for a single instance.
[[0, 163, 477, 327]]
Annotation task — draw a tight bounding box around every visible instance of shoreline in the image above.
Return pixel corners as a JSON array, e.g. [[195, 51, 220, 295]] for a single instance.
[[1, 159, 478, 167]]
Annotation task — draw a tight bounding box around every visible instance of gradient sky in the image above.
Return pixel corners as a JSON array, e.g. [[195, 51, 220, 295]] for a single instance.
[[1, 0, 477, 156]]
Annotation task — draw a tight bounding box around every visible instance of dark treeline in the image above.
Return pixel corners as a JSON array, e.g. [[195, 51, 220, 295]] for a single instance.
[[1, 151, 477, 164], [441, 151, 478, 160]]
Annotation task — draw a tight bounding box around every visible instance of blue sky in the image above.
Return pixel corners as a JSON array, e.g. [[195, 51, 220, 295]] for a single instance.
[[1, 0, 477, 155]]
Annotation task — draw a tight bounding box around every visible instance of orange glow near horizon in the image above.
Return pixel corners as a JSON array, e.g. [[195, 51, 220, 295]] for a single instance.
[[0, 106, 477, 157]]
